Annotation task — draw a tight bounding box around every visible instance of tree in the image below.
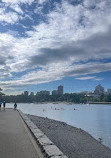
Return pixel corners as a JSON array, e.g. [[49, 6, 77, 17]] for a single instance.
[[0, 88, 5, 101]]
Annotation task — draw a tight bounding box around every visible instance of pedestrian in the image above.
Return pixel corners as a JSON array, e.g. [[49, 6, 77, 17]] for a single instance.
[[14, 102, 17, 110], [0, 101, 2, 111], [3, 101, 6, 110]]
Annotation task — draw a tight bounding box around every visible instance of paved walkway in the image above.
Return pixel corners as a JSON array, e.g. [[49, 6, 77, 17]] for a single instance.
[[0, 109, 45, 158]]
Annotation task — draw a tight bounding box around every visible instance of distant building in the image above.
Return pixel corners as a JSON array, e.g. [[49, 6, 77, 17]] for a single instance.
[[37, 90, 50, 95], [94, 84, 104, 95], [107, 89, 111, 94], [78, 91, 89, 95], [24, 91, 29, 96], [58, 85, 63, 95], [52, 90, 58, 95], [30, 92, 34, 96]]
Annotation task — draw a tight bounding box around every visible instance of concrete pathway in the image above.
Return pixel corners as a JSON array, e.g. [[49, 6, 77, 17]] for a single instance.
[[0, 109, 45, 158]]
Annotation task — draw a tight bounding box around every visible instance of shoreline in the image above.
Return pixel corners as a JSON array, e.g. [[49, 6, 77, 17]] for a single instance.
[[27, 114, 111, 158], [89, 102, 111, 104], [6, 102, 111, 105]]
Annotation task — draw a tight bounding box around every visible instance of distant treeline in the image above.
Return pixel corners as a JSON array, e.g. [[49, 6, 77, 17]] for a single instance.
[[0, 92, 111, 103]]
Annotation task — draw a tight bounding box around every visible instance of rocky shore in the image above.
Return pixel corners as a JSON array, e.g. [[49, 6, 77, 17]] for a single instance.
[[27, 114, 111, 158]]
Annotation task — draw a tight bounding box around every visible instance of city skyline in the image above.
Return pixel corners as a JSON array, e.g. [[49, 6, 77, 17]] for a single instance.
[[7, 84, 111, 96], [0, 0, 111, 95]]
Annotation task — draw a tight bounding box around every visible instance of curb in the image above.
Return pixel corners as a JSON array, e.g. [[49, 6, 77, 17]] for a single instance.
[[18, 110, 68, 158]]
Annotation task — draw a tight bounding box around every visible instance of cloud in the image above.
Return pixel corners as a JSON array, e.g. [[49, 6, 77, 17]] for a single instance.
[[38, 0, 47, 4], [2, 0, 34, 5], [0, 0, 111, 93], [0, 8, 19, 24], [0, 1, 34, 24], [0, 62, 110, 89], [75, 76, 103, 81], [10, 4, 24, 14], [28, 25, 111, 67], [1, 0, 47, 6]]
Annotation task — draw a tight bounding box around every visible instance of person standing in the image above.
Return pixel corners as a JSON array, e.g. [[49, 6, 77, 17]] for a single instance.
[[0, 101, 2, 111], [14, 102, 17, 110], [3, 101, 6, 110]]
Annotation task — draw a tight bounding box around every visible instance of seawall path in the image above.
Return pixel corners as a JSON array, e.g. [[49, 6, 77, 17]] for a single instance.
[[0, 109, 45, 158]]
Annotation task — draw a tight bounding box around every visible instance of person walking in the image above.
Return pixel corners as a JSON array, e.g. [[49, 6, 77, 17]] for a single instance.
[[0, 101, 2, 111], [14, 102, 17, 110], [3, 101, 6, 110]]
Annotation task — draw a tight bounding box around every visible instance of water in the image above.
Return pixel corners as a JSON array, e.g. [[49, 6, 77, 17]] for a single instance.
[[6, 103, 111, 149]]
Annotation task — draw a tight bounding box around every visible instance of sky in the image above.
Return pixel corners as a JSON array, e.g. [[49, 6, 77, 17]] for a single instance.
[[0, 0, 111, 95]]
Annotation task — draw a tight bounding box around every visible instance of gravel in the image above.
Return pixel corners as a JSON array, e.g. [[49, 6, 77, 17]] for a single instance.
[[27, 114, 111, 158]]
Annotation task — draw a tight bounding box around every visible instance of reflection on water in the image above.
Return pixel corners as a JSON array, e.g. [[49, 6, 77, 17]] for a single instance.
[[6, 103, 111, 149]]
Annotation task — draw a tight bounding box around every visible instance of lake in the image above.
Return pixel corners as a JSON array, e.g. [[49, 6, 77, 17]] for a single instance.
[[6, 103, 111, 149]]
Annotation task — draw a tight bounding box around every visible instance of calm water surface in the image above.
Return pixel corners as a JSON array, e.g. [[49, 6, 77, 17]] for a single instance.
[[6, 103, 111, 149]]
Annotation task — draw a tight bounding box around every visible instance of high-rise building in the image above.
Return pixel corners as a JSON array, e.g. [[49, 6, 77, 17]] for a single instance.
[[107, 89, 111, 94], [52, 90, 58, 95], [37, 90, 50, 95], [24, 91, 29, 96], [58, 85, 63, 95], [30, 92, 34, 96], [94, 84, 104, 95]]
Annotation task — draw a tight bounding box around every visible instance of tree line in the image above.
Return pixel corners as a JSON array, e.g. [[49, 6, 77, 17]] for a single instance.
[[0, 89, 111, 103]]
